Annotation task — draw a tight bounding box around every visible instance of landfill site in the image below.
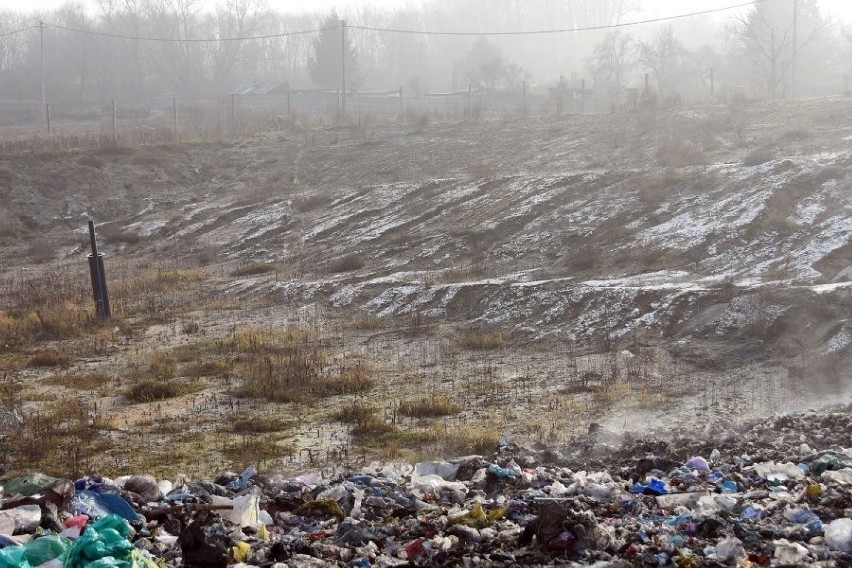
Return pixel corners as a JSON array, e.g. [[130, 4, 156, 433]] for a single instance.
[[0, 93, 851, 566]]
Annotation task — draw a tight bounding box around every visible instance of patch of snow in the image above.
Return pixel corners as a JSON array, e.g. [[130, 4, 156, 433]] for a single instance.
[[125, 220, 166, 237], [824, 326, 851, 354]]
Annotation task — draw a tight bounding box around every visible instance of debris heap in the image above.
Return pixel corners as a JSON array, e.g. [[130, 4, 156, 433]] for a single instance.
[[1, 406, 851, 567]]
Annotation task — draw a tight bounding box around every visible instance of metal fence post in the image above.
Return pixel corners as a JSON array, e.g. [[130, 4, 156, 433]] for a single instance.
[[86, 220, 111, 319]]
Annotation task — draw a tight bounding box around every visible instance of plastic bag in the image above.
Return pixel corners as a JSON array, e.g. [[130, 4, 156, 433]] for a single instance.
[[24, 535, 71, 566], [64, 515, 135, 568], [824, 518, 852, 553], [0, 505, 41, 532], [0, 546, 32, 568], [3, 473, 57, 497], [71, 491, 140, 522]]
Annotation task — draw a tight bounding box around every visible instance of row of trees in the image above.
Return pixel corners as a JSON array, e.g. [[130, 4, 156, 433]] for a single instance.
[[586, 0, 844, 99], [0, 0, 849, 103]]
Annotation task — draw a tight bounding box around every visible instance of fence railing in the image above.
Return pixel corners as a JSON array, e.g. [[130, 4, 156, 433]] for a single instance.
[[0, 80, 847, 152]]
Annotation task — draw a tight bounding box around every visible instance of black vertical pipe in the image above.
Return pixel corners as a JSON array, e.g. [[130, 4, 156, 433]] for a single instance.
[[87, 220, 110, 318]]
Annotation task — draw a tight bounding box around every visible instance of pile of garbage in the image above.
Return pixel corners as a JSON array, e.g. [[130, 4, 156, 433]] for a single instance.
[[1, 406, 851, 567]]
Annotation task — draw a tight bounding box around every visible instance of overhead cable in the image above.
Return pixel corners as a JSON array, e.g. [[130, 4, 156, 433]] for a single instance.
[[40, 1, 763, 44]]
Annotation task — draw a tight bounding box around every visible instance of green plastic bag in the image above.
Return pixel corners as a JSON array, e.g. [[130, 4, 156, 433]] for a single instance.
[[0, 546, 33, 568], [812, 454, 850, 475], [25, 534, 71, 565], [64, 515, 135, 568], [3, 473, 57, 497]]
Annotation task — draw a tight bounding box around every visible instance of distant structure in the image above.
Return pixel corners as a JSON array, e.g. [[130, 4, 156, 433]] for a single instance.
[[229, 82, 290, 96]]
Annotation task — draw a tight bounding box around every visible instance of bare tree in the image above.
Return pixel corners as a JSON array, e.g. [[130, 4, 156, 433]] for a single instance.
[[0, 11, 29, 98], [736, 0, 823, 98], [144, 0, 205, 93], [206, 0, 268, 91], [587, 31, 633, 89], [637, 25, 685, 96]]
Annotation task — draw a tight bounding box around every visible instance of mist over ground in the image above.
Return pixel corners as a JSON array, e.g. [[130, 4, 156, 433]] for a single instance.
[[0, 0, 850, 102]]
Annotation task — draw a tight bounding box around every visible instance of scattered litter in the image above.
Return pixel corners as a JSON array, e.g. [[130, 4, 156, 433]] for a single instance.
[[0, 407, 850, 565]]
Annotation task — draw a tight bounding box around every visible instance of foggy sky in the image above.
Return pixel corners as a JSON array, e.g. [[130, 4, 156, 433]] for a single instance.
[[2, 0, 852, 23]]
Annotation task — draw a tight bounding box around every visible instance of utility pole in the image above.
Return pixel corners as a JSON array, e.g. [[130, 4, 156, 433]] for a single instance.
[[791, 0, 798, 99], [40, 21, 46, 103], [341, 20, 347, 114]]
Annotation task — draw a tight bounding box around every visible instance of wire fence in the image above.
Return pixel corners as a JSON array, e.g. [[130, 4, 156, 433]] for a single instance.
[[0, 78, 848, 152]]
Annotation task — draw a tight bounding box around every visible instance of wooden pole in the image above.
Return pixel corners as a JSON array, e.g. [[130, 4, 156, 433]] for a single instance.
[[522, 80, 526, 116], [340, 20, 346, 114], [287, 90, 291, 115], [230, 94, 236, 132], [468, 83, 472, 119], [399, 87, 403, 120], [40, 21, 46, 104], [173, 97, 178, 138], [45, 102, 51, 136], [791, 0, 798, 99], [111, 100, 117, 142], [710, 68, 715, 99]]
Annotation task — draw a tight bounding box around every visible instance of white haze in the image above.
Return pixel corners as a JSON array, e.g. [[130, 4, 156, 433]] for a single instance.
[[2, 0, 852, 23]]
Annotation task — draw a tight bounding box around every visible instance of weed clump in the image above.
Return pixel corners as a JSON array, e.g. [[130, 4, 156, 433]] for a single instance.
[[27, 348, 73, 369], [459, 329, 505, 350], [399, 393, 459, 418], [333, 402, 378, 424], [125, 378, 202, 403]]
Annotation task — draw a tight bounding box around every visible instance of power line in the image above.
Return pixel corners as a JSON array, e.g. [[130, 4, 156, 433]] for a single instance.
[[0, 25, 38, 39], [351, 1, 764, 36], [39, 0, 764, 44], [47, 23, 337, 43]]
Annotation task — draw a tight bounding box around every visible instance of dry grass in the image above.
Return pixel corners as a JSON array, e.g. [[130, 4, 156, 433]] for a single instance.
[[459, 329, 505, 350], [0, 304, 92, 349], [27, 347, 73, 369], [332, 402, 378, 424], [398, 392, 460, 418], [353, 312, 383, 330], [3, 396, 111, 478], [593, 379, 633, 403], [221, 438, 295, 470], [230, 262, 275, 277], [113, 267, 206, 297], [125, 378, 203, 403], [44, 372, 113, 391], [224, 413, 292, 434]]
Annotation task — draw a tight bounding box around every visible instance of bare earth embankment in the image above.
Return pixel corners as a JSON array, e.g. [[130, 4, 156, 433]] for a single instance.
[[0, 96, 849, 478]]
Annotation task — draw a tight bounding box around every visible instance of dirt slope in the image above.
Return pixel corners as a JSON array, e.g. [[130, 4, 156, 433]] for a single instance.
[[0, 97, 849, 475]]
